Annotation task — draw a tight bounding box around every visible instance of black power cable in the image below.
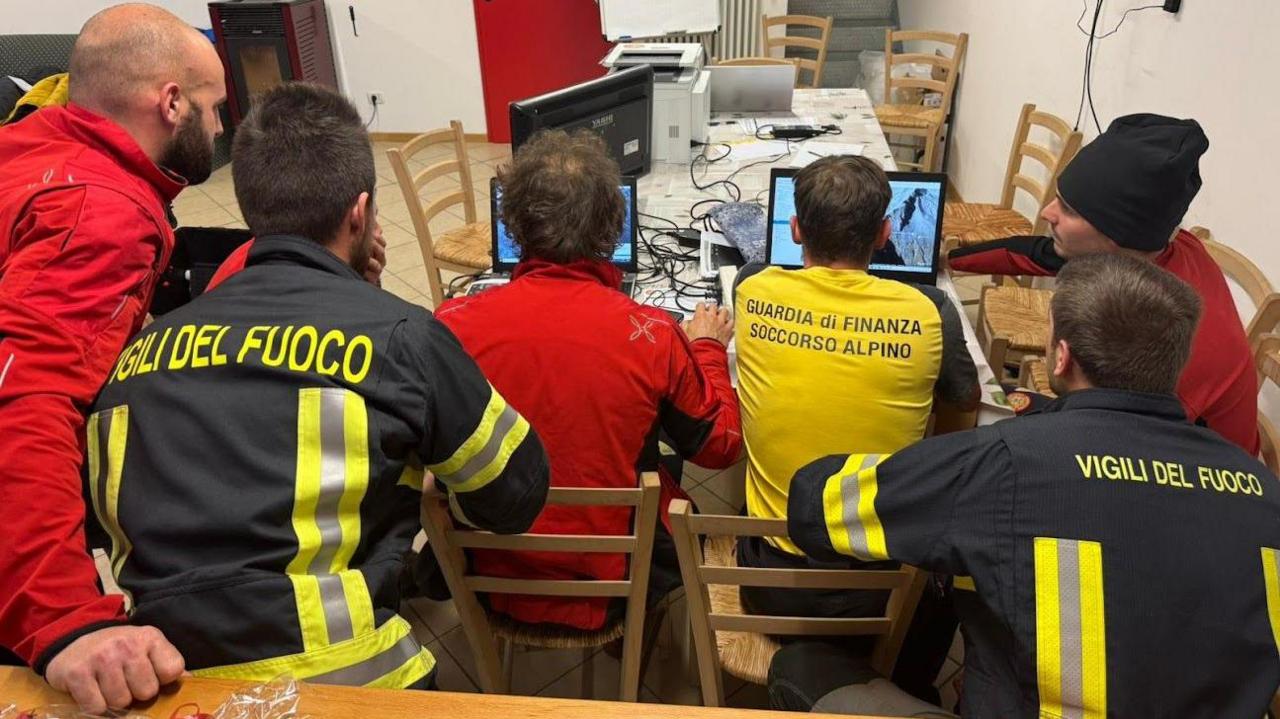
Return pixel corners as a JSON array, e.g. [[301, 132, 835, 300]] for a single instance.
[[1074, 0, 1166, 133]]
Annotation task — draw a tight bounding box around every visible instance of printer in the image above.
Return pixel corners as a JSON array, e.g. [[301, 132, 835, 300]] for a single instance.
[[602, 43, 709, 164]]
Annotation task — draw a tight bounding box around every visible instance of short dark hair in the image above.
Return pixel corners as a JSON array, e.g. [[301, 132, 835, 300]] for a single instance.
[[232, 82, 376, 243], [1052, 253, 1201, 394], [793, 155, 891, 264], [497, 129, 624, 264]]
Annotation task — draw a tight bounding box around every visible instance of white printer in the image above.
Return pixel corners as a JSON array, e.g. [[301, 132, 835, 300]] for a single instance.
[[601, 43, 710, 164]]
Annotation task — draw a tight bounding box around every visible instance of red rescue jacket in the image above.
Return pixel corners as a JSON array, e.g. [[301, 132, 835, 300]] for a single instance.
[[436, 259, 742, 629], [949, 230, 1260, 454], [0, 104, 183, 669]]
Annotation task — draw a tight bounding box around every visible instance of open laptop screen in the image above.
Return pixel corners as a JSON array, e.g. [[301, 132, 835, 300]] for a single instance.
[[490, 177, 638, 273], [764, 168, 946, 285]]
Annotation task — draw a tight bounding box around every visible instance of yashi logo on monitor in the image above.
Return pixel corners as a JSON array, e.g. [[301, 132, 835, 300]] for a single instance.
[[591, 114, 615, 130]]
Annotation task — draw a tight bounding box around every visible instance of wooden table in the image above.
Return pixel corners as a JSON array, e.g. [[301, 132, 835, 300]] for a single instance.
[[0, 668, 881, 719]]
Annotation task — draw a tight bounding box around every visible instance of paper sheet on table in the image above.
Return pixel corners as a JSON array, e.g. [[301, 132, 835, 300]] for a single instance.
[[788, 142, 867, 168], [720, 139, 790, 161]]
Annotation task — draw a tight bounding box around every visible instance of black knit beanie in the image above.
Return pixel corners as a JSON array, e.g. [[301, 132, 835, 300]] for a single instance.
[[1056, 113, 1209, 252]]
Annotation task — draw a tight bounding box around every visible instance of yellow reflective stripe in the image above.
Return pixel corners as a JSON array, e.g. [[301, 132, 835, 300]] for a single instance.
[[1262, 548, 1280, 659], [103, 406, 133, 584], [448, 413, 529, 494], [397, 465, 425, 491], [1035, 537, 1107, 718], [429, 384, 505, 477], [367, 648, 435, 689], [1034, 537, 1064, 718], [1078, 541, 1107, 718], [333, 394, 369, 573], [953, 575, 976, 592], [339, 570, 375, 637], [192, 616, 423, 686], [288, 389, 324, 575], [822, 461, 850, 556], [289, 574, 329, 650], [86, 411, 104, 529]]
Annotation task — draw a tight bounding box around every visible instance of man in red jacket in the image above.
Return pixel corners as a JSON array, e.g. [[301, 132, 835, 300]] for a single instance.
[[948, 114, 1259, 455], [0, 4, 226, 711], [430, 129, 742, 631]]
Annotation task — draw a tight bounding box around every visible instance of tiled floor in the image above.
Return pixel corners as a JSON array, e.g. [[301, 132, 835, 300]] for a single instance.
[[168, 140, 982, 710]]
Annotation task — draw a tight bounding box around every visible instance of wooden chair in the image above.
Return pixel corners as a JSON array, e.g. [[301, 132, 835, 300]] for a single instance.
[[944, 103, 1083, 247], [977, 284, 1054, 383], [420, 473, 661, 701], [386, 120, 491, 308], [876, 30, 968, 172], [669, 500, 926, 707], [1193, 227, 1277, 346], [1017, 355, 1056, 398], [759, 14, 833, 88], [716, 56, 798, 68], [1253, 334, 1280, 476]]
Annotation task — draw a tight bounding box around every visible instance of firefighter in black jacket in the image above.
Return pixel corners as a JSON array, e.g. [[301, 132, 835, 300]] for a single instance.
[[85, 84, 549, 688], [779, 254, 1280, 717]]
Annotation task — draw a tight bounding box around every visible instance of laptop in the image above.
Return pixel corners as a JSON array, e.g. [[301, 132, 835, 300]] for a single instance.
[[489, 176, 639, 295], [764, 167, 947, 285], [708, 64, 796, 114]]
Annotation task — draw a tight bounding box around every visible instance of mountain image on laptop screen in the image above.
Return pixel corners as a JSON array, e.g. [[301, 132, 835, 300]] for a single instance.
[[878, 181, 940, 269]]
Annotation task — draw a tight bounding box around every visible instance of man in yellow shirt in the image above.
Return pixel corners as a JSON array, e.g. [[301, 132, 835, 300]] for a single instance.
[[734, 155, 978, 621]]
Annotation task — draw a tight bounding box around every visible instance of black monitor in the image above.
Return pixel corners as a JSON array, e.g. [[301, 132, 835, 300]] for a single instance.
[[765, 167, 947, 285], [509, 65, 653, 177]]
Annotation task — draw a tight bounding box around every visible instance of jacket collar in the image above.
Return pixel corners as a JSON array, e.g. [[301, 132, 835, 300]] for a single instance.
[[1037, 387, 1187, 422], [511, 257, 623, 288], [246, 235, 364, 282], [54, 103, 187, 203]]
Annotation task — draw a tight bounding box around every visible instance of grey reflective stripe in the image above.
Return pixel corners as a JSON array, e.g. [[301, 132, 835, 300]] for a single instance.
[[310, 389, 348, 574], [316, 573, 354, 644], [305, 632, 423, 686], [437, 402, 519, 487], [1056, 539, 1084, 719], [838, 454, 882, 558]]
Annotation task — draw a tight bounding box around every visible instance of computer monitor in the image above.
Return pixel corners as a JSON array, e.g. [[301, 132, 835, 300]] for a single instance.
[[489, 176, 638, 273], [509, 65, 653, 177], [764, 167, 947, 285]]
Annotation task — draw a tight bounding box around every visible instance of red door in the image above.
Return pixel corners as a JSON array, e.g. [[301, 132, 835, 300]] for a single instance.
[[472, 0, 615, 143]]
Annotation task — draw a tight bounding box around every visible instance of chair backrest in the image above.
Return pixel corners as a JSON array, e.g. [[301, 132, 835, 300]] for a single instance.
[[760, 14, 833, 88], [420, 473, 660, 700], [1194, 228, 1277, 344], [883, 30, 968, 113], [998, 103, 1083, 235], [716, 56, 799, 68], [1254, 334, 1280, 475], [385, 120, 478, 306], [668, 499, 925, 707]]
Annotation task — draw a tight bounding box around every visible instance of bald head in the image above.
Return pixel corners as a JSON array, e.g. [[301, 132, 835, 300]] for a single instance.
[[69, 3, 222, 116]]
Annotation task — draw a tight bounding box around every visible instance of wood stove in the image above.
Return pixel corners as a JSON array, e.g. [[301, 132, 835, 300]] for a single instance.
[[208, 0, 338, 125]]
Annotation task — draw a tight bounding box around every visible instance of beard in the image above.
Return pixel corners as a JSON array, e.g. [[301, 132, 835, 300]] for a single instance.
[[159, 102, 215, 186], [348, 212, 376, 275]]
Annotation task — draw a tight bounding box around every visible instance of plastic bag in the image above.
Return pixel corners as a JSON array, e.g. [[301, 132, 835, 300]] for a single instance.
[[2, 676, 305, 719]]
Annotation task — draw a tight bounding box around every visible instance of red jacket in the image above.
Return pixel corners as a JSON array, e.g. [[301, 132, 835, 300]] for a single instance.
[[0, 104, 183, 669], [949, 230, 1260, 454], [436, 259, 742, 629]]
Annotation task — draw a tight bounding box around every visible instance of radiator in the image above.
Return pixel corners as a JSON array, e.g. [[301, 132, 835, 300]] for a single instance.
[[651, 0, 765, 61]]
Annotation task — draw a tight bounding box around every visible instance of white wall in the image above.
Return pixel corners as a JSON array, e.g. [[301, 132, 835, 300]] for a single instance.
[[324, 0, 486, 135], [4, 0, 214, 32], [897, 0, 1280, 283]]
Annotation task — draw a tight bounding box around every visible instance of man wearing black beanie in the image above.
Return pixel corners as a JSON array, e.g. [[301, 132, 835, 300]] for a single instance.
[[949, 113, 1259, 456]]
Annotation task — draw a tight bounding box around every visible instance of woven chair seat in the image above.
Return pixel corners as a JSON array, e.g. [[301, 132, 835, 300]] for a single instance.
[[875, 104, 945, 130], [1022, 356, 1056, 397], [485, 606, 625, 649], [983, 286, 1054, 352], [435, 221, 492, 269], [704, 535, 779, 685], [943, 202, 1033, 246]]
